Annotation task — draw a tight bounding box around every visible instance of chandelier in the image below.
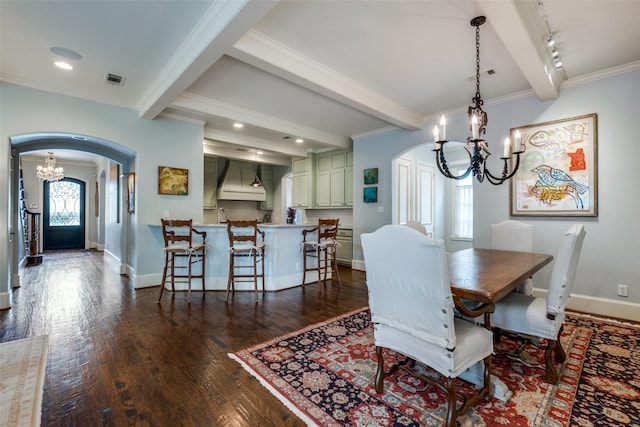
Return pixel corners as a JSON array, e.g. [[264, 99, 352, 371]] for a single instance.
[[36, 152, 64, 182], [433, 16, 523, 185]]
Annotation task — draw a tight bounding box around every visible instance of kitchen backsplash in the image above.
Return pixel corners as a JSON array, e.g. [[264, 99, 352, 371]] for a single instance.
[[203, 200, 272, 224], [203, 200, 353, 226]]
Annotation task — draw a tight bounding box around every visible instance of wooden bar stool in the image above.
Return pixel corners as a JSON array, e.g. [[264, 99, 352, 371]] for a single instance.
[[226, 220, 265, 303], [157, 219, 207, 303], [301, 218, 341, 288]]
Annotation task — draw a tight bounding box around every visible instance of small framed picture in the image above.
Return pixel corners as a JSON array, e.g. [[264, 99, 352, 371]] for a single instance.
[[363, 186, 377, 203], [158, 166, 189, 195], [364, 168, 378, 184], [126, 173, 135, 213]]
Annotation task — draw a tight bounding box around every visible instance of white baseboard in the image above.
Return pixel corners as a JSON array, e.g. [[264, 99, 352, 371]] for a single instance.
[[90, 242, 105, 251], [533, 289, 640, 323], [351, 259, 366, 271], [133, 273, 162, 289], [11, 272, 20, 289], [0, 291, 11, 309]]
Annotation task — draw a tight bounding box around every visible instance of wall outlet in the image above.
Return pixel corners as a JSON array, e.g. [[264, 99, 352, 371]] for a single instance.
[[296, 262, 301, 271], [163, 210, 170, 218], [377, 206, 384, 213], [617, 284, 628, 297]]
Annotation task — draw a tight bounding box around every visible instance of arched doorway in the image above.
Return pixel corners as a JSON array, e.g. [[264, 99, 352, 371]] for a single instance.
[[9, 132, 136, 288]]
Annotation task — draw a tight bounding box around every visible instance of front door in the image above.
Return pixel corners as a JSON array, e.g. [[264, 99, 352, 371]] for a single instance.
[[43, 178, 85, 250]]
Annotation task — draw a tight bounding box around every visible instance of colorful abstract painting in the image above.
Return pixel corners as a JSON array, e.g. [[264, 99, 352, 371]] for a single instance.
[[510, 113, 597, 216]]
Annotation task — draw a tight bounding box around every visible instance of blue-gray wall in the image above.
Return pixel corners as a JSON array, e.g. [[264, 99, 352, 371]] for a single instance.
[[354, 69, 640, 319], [1, 82, 204, 306]]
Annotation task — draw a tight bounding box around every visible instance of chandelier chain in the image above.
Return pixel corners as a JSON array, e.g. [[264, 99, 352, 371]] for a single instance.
[[475, 24, 481, 101]]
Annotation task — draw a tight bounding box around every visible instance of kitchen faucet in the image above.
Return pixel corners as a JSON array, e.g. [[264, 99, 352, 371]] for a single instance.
[[218, 208, 226, 224]]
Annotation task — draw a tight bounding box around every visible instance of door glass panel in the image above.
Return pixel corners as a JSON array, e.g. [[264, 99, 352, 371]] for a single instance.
[[49, 181, 81, 226]]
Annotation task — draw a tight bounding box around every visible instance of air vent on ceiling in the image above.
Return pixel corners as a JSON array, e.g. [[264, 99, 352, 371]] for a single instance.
[[466, 69, 496, 82], [105, 72, 125, 86]]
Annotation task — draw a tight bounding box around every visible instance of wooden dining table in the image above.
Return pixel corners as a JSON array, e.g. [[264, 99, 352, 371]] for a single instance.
[[448, 247, 554, 306], [447, 247, 553, 402]]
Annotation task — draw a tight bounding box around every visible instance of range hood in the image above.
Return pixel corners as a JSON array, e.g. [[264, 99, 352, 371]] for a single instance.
[[217, 160, 266, 201]]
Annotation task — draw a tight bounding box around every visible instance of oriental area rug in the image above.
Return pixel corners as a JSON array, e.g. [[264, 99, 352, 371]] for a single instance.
[[0, 335, 49, 427], [229, 307, 640, 426]]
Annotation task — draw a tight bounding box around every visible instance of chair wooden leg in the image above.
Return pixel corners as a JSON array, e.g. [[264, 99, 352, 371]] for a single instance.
[[169, 253, 176, 292], [374, 346, 386, 393], [543, 325, 566, 384], [187, 252, 193, 304], [260, 251, 265, 294], [544, 340, 560, 384], [331, 248, 341, 287], [554, 325, 567, 363], [201, 250, 206, 294], [445, 377, 457, 427], [157, 252, 170, 303], [253, 252, 258, 303], [225, 253, 234, 302], [302, 249, 308, 286], [316, 247, 327, 287]]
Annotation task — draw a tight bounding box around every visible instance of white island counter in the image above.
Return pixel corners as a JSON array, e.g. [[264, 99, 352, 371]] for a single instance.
[[150, 223, 330, 293]]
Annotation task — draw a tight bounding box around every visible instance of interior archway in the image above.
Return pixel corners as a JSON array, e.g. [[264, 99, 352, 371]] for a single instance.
[[9, 132, 136, 287]]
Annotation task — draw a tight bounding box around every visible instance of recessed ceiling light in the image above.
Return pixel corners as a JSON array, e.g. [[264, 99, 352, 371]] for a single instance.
[[256, 150, 264, 155], [54, 61, 73, 70], [295, 138, 304, 143], [233, 123, 243, 128], [50, 46, 82, 60]]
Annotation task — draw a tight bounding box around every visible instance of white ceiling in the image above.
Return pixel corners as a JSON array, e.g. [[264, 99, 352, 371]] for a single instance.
[[2, 0, 640, 165]]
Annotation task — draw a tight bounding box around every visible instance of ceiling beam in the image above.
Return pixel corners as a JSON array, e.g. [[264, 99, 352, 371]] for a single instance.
[[203, 128, 309, 159], [228, 29, 425, 131], [171, 93, 352, 151], [203, 139, 292, 166], [478, 0, 562, 101], [138, 0, 278, 120]]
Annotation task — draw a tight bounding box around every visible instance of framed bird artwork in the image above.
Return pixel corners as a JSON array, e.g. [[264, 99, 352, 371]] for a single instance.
[[510, 113, 597, 216]]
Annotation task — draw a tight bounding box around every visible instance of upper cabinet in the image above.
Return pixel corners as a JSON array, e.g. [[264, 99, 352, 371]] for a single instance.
[[292, 156, 314, 208], [203, 156, 217, 209], [292, 150, 352, 209], [316, 150, 353, 208]]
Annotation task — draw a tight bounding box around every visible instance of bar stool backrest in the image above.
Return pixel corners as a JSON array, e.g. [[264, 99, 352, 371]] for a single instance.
[[317, 218, 339, 244], [226, 220, 262, 247], [161, 219, 194, 249]]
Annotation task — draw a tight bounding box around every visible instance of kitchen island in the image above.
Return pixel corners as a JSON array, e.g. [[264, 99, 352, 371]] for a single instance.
[[150, 223, 335, 293]]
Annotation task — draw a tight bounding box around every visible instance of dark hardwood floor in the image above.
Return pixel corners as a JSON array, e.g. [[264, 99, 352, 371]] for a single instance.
[[1, 251, 369, 426]]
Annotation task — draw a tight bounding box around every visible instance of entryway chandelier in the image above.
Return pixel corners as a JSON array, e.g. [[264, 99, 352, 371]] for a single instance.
[[36, 152, 64, 182], [433, 16, 523, 185]]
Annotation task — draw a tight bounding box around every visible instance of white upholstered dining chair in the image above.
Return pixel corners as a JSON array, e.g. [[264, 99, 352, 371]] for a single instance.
[[490, 223, 586, 384], [490, 220, 535, 295], [361, 225, 493, 427]]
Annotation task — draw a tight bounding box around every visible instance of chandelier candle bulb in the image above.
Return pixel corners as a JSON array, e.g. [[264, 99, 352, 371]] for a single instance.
[[503, 137, 511, 158], [440, 115, 446, 140], [471, 115, 479, 140], [433, 126, 440, 144], [514, 130, 522, 152]]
